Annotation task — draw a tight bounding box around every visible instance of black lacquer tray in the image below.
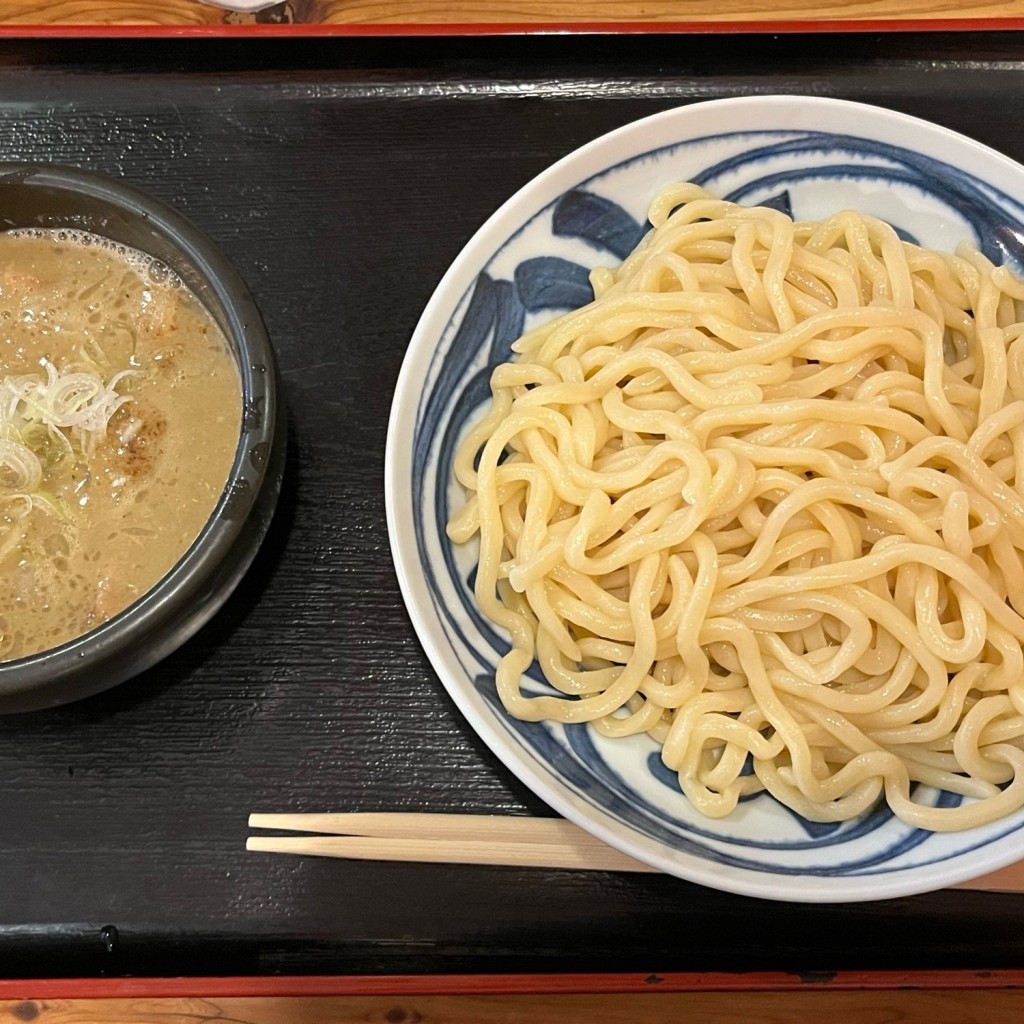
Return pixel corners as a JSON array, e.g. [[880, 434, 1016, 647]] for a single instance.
[[2, 32, 1024, 979]]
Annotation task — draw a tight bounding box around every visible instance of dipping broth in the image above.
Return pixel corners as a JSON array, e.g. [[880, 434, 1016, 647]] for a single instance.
[[0, 229, 242, 661]]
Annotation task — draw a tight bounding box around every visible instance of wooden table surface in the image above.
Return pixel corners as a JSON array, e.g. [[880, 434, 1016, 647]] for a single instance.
[[1, 990, 1023, 1022], [0, 0, 1021, 32], [2, 976, 1024, 1022]]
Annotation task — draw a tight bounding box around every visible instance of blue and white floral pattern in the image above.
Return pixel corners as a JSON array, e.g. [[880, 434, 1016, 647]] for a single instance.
[[389, 99, 1024, 900]]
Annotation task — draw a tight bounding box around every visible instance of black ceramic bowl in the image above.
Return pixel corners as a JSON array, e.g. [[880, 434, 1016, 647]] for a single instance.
[[0, 164, 284, 713]]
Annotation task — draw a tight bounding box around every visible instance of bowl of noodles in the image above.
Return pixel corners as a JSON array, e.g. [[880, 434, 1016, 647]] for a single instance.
[[386, 96, 1024, 901], [0, 165, 283, 712]]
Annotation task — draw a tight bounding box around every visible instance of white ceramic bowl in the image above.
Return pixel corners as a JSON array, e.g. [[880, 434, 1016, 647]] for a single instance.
[[386, 96, 1024, 902]]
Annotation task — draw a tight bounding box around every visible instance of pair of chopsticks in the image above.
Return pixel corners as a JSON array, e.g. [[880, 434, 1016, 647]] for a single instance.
[[246, 812, 1024, 891], [247, 812, 656, 873]]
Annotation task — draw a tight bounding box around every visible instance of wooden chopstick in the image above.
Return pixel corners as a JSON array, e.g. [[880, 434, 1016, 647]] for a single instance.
[[246, 833, 656, 872], [246, 812, 1024, 890], [247, 812, 653, 872], [952, 861, 1024, 893], [248, 812, 611, 845]]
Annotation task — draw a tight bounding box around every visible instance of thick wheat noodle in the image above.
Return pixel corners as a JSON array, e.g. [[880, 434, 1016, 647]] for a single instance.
[[447, 182, 1024, 830]]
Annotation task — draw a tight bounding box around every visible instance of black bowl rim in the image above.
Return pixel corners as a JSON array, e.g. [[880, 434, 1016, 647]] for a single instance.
[[0, 162, 281, 707]]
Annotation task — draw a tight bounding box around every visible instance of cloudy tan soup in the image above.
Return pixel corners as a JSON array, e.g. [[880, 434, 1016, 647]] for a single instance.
[[0, 229, 242, 661]]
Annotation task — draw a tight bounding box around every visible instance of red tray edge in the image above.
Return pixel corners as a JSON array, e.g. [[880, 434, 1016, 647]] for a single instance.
[[1, 969, 1023, 998], [0, 20, 1018, 1001]]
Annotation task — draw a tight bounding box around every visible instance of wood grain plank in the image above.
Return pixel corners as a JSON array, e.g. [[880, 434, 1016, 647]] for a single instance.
[[0, 0, 1023, 26], [292, 0, 1024, 23], [3, 992, 1024, 1024], [0, 1, 224, 24]]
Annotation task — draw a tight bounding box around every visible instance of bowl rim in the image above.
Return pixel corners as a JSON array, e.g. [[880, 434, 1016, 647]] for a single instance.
[[0, 162, 282, 708], [386, 94, 1024, 902]]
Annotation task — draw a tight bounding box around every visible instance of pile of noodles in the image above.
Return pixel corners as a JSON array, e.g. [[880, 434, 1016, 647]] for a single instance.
[[448, 182, 1024, 831]]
